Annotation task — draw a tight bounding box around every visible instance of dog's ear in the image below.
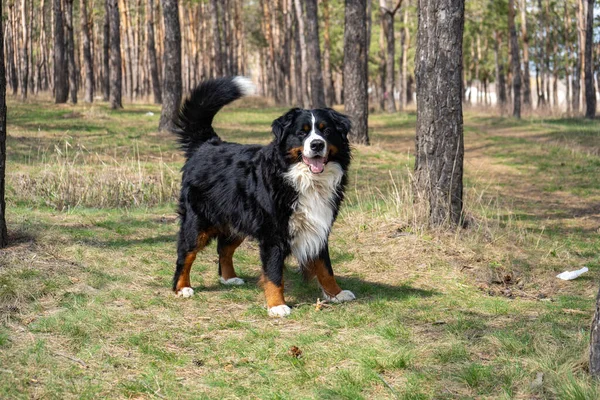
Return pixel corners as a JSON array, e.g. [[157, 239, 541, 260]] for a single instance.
[[325, 108, 352, 140], [272, 108, 300, 143]]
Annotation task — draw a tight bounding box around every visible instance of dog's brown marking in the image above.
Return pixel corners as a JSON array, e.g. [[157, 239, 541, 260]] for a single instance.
[[218, 237, 245, 280], [307, 259, 342, 297], [261, 275, 286, 308], [287, 146, 303, 161], [175, 229, 218, 292], [328, 145, 339, 157]]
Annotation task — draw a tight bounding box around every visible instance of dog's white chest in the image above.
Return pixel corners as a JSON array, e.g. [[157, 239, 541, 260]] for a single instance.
[[283, 162, 343, 265]]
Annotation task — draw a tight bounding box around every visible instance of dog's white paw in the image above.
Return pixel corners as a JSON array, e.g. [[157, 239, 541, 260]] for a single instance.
[[324, 289, 356, 303], [177, 287, 194, 298], [219, 277, 245, 286], [268, 304, 291, 317]]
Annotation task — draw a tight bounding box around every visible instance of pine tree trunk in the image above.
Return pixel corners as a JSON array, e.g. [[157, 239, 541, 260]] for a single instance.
[[6, 13, 19, 95], [564, 1, 572, 114], [293, 0, 310, 108], [322, 0, 335, 105], [53, 0, 68, 103], [508, 0, 521, 118], [292, 2, 303, 106], [64, 0, 78, 103], [414, 0, 465, 226], [103, 0, 110, 101], [159, 0, 182, 131], [520, 0, 531, 109], [584, 0, 595, 118], [20, 0, 29, 100], [304, 0, 325, 108], [590, 286, 600, 377], [380, 0, 398, 113], [0, 0, 7, 248], [80, 0, 94, 103], [108, 0, 122, 108], [494, 30, 507, 111], [343, 0, 369, 145], [210, 0, 222, 77], [399, 8, 409, 110], [147, 0, 162, 104]]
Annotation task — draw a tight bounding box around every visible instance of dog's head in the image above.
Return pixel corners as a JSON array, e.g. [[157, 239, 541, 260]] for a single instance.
[[271, 108, 352, 174]]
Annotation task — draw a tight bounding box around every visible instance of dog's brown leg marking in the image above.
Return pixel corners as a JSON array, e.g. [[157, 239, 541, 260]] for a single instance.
[[218, 237, 245, 280], [307, 259, 342, 298], [175, 229, 217, 292], [261, 275, 286, 308]]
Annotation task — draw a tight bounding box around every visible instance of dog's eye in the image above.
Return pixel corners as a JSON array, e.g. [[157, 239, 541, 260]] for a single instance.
[[302, 124, 310, 132], [318, 122, 326, 130]]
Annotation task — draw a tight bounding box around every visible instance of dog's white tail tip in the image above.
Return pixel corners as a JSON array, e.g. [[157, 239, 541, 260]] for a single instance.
[[233, 76, 256, 97]]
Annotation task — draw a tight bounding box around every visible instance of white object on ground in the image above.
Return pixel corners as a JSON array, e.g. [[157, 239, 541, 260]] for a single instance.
[[144, 112, 155, 116], [556, 267, 589, 281]]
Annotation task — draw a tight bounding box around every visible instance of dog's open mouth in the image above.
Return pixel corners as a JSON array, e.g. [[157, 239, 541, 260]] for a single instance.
[[302, 155, 327, 174]]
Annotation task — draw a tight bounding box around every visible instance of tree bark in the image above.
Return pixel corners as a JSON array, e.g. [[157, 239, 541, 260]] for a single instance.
[[304, 0, 326, 108], [6, 9, 18, 95], [20, 0, 29, 100], [414, 0, 465, 226], [508, 0, 521, 118], [380, 0, 402, 113], [399, 8, 409, 110], [159, 0, 182, 131], [322, 0, 335, 105], [80, 0, 94, 103], [54, 0, 68, 103], [210, 0, 222, 77], [64, 0, 77, 104], [108, 0, 122, 108], [103, 0, 110, 101], [147, 0, 162, 104], [584, 0, 596, 119], [494, 30, 507, 111], [293, 0, 310, 108], [343, 0, 369, 145], [0, 0, 7, 248], [520, 0, 531, 109]]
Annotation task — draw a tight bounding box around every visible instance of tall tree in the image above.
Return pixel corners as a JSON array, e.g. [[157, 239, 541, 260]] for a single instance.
[[80, 0, 94, 102], [343, 0, 369, 145], [159, 0, 182, 131], [293, 0, 310, 108], [108, 0, 122, 109], [508, 0, 521, 118], [414, 0, 465, 226], [147, 0, 162, 104], [379, 0, 403, 113], [304, 0, 326, 108], [20, 0, 29, 100], [0, 0, 7, 248], [103, 0, 110, 101], [210, 0, 223, 77], [520, 0, 531, 109], [53, 0, 68, 103], [64, 0, 77, 103], [322, 0, 336, 105], [584, 0, 595, 119]]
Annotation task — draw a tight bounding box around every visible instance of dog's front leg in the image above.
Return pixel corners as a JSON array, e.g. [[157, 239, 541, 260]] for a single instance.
[[308, 246, 356, 303], [259, 243, 290, 317]]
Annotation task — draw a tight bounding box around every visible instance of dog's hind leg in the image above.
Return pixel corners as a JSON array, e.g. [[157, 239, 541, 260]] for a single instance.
[[217, 235, 245, 285], [173, 214, 216, 297]]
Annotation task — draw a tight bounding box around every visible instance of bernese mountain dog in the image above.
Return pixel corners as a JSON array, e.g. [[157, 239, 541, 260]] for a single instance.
[[170, 76, 355, 317]]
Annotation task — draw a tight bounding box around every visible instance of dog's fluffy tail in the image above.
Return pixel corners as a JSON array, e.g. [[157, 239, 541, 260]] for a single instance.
[[173, 76, 256, 157]]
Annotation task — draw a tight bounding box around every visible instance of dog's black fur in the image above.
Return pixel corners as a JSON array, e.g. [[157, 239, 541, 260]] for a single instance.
[[171, 77, 352, 309]]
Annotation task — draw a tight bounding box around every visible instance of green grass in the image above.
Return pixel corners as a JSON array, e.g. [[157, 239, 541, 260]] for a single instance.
[[1, 98, 599, 398]]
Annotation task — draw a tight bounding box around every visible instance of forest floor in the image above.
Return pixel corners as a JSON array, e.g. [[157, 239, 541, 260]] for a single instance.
[[0, 97, 599, 399]]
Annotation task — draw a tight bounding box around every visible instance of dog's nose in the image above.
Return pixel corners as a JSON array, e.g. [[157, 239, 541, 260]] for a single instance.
[[310, 140, 325, 152]]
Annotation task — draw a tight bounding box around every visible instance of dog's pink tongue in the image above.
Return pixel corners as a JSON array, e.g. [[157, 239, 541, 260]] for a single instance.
[[304, 156, 325, 174]]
